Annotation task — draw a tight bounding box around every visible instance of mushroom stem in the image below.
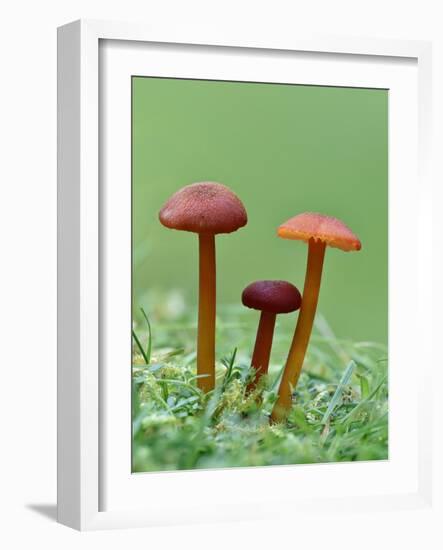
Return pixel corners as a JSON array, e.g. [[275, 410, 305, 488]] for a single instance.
[[272, 239, 326, 422], [247, 311, 276, 392], [197, 233, 216, 392]]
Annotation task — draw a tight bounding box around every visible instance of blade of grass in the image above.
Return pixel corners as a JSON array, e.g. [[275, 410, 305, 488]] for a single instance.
[[162, 348, 185, 359], [169, 395, 200, 413], [140, 307, 152, 363], [270, 363, 286, 393], [221, 348, 237, 392], [357, 373, 370, 399], [315, 313, 350, 364], [321, 360, 356, 424], [132, 329, 149, 364], [340, 375, 387, 425]]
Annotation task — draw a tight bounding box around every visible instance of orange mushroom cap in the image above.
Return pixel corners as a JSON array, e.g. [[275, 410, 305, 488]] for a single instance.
[[159, 181, 247, 235], [242, 280, 302, 314], [278, 212, 361, 252]]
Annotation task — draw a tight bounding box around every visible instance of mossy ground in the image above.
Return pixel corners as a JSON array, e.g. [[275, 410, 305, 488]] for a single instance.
[[132, 297, 388, 472]]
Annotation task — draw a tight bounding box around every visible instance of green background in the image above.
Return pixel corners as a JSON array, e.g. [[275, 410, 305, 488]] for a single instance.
[[132, 77, 388, 344]]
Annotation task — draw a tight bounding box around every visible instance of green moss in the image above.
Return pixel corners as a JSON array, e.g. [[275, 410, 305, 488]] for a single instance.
[[132, 304, 388, 472]]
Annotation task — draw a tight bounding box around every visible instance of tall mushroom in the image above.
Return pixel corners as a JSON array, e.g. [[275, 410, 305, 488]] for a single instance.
[[242, 280, 301, 392], [271, 212, 361, 422], [159, 182, 247, 392]]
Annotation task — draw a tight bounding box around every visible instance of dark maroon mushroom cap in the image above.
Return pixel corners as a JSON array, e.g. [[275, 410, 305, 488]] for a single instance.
[[159, 181, 247, 235], [242, 280, 302, 314]]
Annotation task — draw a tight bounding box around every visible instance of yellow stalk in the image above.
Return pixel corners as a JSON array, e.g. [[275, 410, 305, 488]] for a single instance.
[[271, 240, 326, 422]]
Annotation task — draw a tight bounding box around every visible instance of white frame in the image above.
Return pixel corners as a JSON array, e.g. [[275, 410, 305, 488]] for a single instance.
[[101, 39, 420, 514], [57, 19, 434, 531]]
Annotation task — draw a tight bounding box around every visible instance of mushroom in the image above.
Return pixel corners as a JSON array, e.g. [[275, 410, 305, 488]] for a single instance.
[[271, 212, 361, 422], [242, 280, 301, 392], [159, 182, 247, 392]]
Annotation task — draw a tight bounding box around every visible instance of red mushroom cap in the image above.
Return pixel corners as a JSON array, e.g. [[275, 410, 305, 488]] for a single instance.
[[159, 181, 247, 235], [242, 280, 302, 314], [278, 212, 361, 252]]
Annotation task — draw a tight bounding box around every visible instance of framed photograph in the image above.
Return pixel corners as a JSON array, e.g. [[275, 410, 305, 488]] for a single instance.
[[57, 20, 435, 531]]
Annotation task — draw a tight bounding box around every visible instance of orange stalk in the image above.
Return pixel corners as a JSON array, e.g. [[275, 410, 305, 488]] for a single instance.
[[271, 240, 326, 422], [247, 311, 276, 392], [197, 233, 216, 392]]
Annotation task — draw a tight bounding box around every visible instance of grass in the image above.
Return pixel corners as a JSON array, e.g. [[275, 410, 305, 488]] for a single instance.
[[132, 297, 388, 472]]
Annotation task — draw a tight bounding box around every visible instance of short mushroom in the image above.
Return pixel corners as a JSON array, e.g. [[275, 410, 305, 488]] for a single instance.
[[271, 212, 361, 422], [159, 181, 247, 392], [242, 280, 301, 392]]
